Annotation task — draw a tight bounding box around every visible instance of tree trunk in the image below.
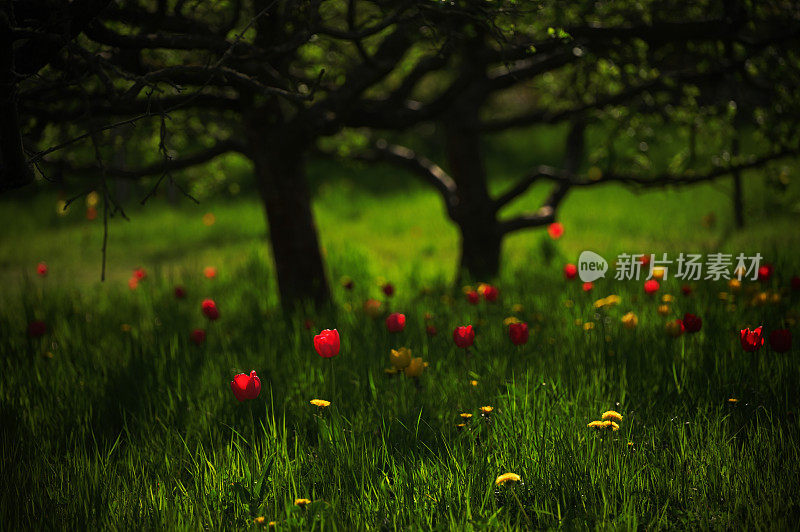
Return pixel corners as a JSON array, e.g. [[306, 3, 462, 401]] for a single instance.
[[244, 119, 330, 310], [443, 112, 502, 281]]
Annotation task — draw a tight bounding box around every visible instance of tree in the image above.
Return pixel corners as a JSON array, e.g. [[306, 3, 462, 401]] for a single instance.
[[6, 0, 509, 308], [351, 0, 800, 279]]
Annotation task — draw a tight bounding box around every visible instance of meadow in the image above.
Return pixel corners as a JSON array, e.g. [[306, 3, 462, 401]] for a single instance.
[[2, 135, 800, 529]]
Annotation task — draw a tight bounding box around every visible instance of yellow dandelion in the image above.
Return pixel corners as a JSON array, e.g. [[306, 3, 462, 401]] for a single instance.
[[470, 380, 478, 387], [456, 423, 466, 430], [294, 498, 311, 507], [610, 421, 620, 431], [661, 294, 674, 303], [310, 399, 331, 409], [254, 517, 266, 525], [390, 347, 412, 369], [479, 406, 494, 414], [459, 413, 473, 420], [728, 398, 739, 404], [601, 410, 623, 422], [587, 420, 608, 429], [495, 472, 521, 485], [605, 294, 621, 306], [583, 322, 595, 330], [728, 278, 741, 291], [657, 304, 670, 316], [404, 357, 425, 378], [593, 297, 608, 308], [503, 316, 521, 326], [621, 312, 638, 329]]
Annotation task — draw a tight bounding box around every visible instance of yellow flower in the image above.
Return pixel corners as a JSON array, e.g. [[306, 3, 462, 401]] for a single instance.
[[661, 294, 673, 303], [651, 267, 666, 280], [254, 517, 266, 525], [728, 398, 739, 404], [593, 297, 607, 308], [657, 304, 670, 316], [718, 291, 728, 301], [503, 316, 520, 326], [479, 406, 494, 414], [310, 399, 331, 409], [495, 472, 521, 485], [390, 347, 412, 369], [621, 312, 638, 329], [601, 410, 623, 422], [404, 357, 425, 378], [512, 304, 524, 313], [587, 420, 608, 429], [294, 498, 311, 507], [610, 421, 620, 431], [583, 322, 595, 331], [470, 380, 478, 387], [86, 190, 100, 208], [593, 295, 619, 309], [459, 413, 473, 420], [728, 278, 741, 291], [456, 423, 467, 430]]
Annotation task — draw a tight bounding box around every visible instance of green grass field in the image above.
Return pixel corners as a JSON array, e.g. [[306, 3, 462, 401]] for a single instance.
[[2, 151, 800, 529]]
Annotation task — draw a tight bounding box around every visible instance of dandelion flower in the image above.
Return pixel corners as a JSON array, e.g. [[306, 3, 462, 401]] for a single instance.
[[254, 517, 266, 525], [728, 398, 739, 404], [470, 380, 478, 387], [583, 322, 595, 331], [460, 413, 473, 420], [657, 304, 670, 316], [601, 410, 623, 422], [310, 399, 331, 409], [294, 498, 311, 507], [661, 294, 674, 303], [621, 312, 638, 329], [587, 420, 607, 429], [479, 406, 494, 414], [495, 472, 521, 485]]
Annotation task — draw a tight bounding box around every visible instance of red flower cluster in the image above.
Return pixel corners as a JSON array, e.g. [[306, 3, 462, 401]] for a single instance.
[[644, 279, 659, 294], [479, 284, 499, 302], [386, 313, 406, 333], [314, 329, 340, 358], [508, 322, 529, 345], [466, 290, 480, 305], [231, 370, 261, 402], [740, 327, 764, 352], [201, 299, 219, 321], [453, 325, 475, 349]]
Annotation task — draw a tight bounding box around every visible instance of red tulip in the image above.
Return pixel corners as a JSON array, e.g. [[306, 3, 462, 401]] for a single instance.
[[466, 290, 480, 304], [644, 279, 660, 294], [314, 329, 340, 358], [547, 222, 564, 239], [740, 326, 765, 352], [190, 328, 206, 345], [204, 266, 217, 279], [426, 324, 438, 336], [582, 282, 593, 292], [37, 262, 48, 277], [201, 299, 219, 321], [28, 320, 47, 337], [564, 263, 578, 280], [681, 284, 692, 296], [386, 312, 406, 332], [128, 277, 139, 290], [792, 275, 800, 291], [230, 370, 261, 402], [453, 325, 475, 349], [382, 283, 395, 297], [479, 284, 499, 302], [174, 286, 186, 299], [508, 322, 529, 345], [769, 329, 792, 353], [133, 267, 147, 280], [683, 313, 702, 333], [758, 263, 773, 282]]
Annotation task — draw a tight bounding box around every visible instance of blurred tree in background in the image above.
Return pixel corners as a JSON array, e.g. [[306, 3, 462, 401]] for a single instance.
[[2, 0, 800, 306]]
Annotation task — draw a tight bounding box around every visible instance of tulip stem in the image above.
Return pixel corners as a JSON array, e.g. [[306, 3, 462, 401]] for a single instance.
[[329, 358, 336, 400]]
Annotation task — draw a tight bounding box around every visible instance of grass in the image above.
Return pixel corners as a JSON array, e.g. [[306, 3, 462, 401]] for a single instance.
[[1, 146, 800, 528]]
